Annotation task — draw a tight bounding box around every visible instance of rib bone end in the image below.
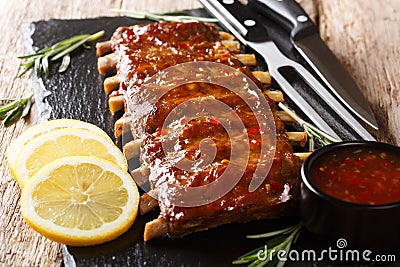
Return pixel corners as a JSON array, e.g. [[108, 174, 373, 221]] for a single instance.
[[144, 218, 169, 242]]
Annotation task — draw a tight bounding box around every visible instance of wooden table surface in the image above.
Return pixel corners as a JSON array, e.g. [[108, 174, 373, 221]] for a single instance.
[[0, 0, 399, 266]]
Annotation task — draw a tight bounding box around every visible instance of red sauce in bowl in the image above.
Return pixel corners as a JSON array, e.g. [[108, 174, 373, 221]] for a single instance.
[[310, 146, 400, 205]]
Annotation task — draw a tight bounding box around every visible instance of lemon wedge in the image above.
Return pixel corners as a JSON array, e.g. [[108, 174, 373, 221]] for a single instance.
[[14, 128, 127, 187], [7, 119, 109, 180], [20, 156, 139, 246]]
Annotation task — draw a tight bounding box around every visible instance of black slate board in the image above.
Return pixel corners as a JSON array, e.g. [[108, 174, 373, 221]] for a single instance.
[[26, 10, 399, 267]]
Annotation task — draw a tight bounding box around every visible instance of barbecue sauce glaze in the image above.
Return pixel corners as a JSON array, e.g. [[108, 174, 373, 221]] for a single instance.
[[111, 22, 300, 235]]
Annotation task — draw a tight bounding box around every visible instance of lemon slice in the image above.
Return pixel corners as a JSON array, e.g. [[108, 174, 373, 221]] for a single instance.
[[20, 156, 139, 246], [14, 128, 127, 187], [7, 119, 109, 180]]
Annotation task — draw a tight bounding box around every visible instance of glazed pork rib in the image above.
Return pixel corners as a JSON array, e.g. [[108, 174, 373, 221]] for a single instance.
[[96, 21, 301, 241]]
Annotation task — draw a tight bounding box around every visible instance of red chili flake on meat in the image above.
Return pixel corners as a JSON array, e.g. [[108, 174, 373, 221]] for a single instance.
[[247, 125, 260, 135], [221, 53, 230, 58], [177, 43, 190, 49], [180, 117, 188, 124], [206, 117, 220, 125], [153, 129, 163, 136], [250, 139, 261, 146]]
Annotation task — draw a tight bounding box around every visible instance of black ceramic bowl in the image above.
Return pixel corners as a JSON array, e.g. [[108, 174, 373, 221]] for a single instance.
[[300, 141, 400, 250]]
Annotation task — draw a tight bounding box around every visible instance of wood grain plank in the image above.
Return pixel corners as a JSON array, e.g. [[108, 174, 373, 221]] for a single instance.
[[318, 0, 400, 144], [0, 0, 398, 266], [296, 0, 319, 23], [0, 1, 57, 266]]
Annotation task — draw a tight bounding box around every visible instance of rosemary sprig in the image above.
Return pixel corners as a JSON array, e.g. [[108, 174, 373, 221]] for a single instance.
[[0, 94, 33, 126], [233, 223, 303, 267], [113, 9, 219, 23], [18, 31, 105, 78], [278, 102, 341, 151]]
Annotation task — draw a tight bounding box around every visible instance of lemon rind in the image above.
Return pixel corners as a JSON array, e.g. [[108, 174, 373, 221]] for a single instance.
[[20, 156, 139, 246], [7, 119, 110, 182], [14, 127, 127, 188]]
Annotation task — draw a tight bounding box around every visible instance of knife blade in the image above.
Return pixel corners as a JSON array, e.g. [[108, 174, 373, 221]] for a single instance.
[[200, 0, 375, 141], [248, 0, 379, 130]]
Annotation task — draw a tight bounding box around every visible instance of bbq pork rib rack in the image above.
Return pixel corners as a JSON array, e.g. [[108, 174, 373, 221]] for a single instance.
[[96, 21, 303, 241]]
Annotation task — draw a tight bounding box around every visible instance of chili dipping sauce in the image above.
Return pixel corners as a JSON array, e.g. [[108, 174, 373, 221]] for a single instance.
[[310, 145, 400, 205]]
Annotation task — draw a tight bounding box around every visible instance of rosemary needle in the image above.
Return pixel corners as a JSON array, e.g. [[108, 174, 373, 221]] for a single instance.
[[18, 30, 104, 78], [233, 223, 303, 267], [278, 102, 341, 151], [0, 94, 33, 127]]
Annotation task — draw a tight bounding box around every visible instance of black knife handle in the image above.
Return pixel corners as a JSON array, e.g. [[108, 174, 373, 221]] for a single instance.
[[217, 0, 271, 43], [249, 0, 317, 40]]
